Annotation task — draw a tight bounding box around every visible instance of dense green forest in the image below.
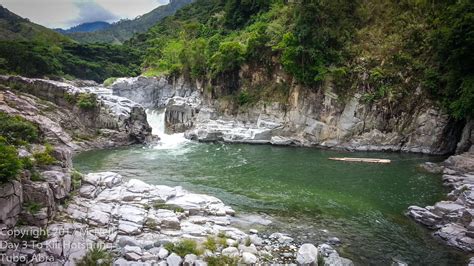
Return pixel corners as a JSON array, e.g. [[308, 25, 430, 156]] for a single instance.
[[0, 41, 141, 82], [131, 0, 473, 119]]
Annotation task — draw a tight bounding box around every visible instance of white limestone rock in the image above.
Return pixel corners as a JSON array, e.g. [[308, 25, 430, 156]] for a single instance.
[[222, 247, 239, 257], [296, 243, 318, 265], [166, 253, 183, 266], [241, 252, 257, 264]]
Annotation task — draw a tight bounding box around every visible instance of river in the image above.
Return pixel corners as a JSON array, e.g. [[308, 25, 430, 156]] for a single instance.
[[73, 109, 466, 265]]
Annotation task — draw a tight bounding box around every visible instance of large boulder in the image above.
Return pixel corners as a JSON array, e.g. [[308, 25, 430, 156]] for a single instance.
[[222, 247, 239, 258], [296, 244, 318, 265], [83, 172, 122, 188]]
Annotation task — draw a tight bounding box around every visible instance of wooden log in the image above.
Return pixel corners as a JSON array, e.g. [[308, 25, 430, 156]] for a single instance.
[[328, 157, 391, 164]]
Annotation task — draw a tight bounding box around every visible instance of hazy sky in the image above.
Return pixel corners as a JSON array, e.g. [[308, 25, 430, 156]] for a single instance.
[[0, 0, 169, 29]]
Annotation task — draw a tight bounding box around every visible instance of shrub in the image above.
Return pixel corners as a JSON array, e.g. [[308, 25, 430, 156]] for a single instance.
[[203, 236, 217, 252], [76, 93, 97, 110], [33, 144, 56, 167], [211, 41, 246, 75], [75, 245, 114, 266], [152, 201, 184, 213], [30, 171, 44, 182], [164, 239, 201, 257], [237, 91, 252, 106], [20, 157, 34, 170], [218, 237, 227, 247], [146, 219, 159, 230], [71, 170, 83, 190], [64, 93, 76, 104], [24, 201, 42, 214], [244, 237, 251, 247], [103, 77, 118, 87], [0, 112, 39, 145], [205, 255, 239, 266], [0, 143, 22, 183]]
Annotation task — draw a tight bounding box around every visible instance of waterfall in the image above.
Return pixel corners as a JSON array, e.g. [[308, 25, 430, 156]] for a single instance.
[[146, 109, 189, 150], [146, 109, 166, 135]]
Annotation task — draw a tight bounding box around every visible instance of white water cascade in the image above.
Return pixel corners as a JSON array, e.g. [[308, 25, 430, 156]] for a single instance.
[[146, 109, 189, 150]]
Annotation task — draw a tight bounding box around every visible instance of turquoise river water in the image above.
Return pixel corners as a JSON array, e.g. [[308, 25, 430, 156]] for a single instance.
[[73, 111, 467, 265]]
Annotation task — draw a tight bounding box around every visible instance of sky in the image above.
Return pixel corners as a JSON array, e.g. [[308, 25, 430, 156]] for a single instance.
[[0, 0, 169, 29]]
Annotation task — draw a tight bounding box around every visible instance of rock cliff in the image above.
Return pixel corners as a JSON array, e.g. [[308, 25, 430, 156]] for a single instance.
[[112, 76, 465, 155], [0, 75, 152, 234], [0, 76, 152, 148]]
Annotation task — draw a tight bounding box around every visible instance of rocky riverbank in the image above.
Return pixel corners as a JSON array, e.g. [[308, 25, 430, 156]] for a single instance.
[[111, 76, 465, 155], [408, 147, 474, 253], [21, 171, 351, 265]]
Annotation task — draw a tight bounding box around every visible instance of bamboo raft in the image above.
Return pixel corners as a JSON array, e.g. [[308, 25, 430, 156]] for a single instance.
[[328, 157, 391, 164]]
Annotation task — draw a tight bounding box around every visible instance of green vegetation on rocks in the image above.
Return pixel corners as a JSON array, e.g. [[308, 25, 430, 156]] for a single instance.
[[164, 239, 202, 257], [205, 254, 239, 266], [75, 246, 114, 266], [23, 201, 42, 214], [0, 140, 22, 183], [0, 112, 38, 145], [103, 77, 118, 87], [76, 93, 97, 110], [152, 200, 184, 212], [33, 144, 56, 167]]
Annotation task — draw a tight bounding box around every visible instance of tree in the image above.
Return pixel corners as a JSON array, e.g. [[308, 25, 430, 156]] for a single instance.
[[211, 41, 246, 75]]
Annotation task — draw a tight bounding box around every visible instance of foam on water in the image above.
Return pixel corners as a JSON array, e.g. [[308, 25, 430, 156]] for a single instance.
[[146, 109, 190, 150]]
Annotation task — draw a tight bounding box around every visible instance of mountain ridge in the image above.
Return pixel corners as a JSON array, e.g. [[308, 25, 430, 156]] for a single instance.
[[55, 21, 111, 34]]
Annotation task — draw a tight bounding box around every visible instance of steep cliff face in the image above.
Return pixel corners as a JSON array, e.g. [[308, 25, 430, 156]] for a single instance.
[[112, 75, 465, 155]]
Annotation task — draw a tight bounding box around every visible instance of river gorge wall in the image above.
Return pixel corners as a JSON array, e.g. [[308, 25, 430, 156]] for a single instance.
[[111, 76, 469, 155]]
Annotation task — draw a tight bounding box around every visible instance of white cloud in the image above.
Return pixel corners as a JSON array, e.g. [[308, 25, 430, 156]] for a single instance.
[[0, 0, 169, 29], [96, 0, 168, 20]]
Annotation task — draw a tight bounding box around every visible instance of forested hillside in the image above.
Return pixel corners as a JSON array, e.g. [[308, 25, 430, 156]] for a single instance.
[[65, 0, 194, 44], [0, 6, 141, 82], [133, 0, 474, 120]]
